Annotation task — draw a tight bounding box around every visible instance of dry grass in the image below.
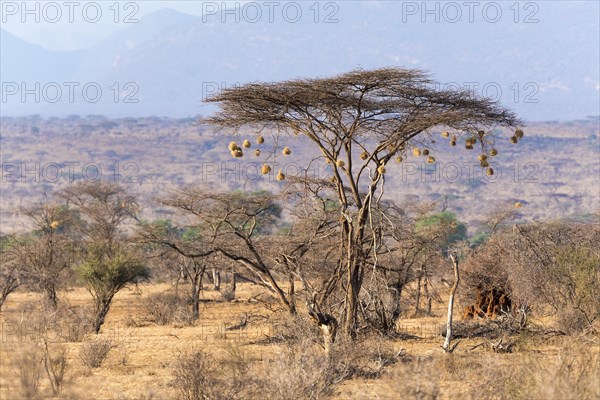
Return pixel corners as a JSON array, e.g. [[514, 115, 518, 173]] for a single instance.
[[0, 283, 598, 399]]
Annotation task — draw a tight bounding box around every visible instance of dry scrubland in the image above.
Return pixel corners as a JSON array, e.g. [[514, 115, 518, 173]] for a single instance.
[[0, 281, 598, 400], [1, 113, 599, 400]]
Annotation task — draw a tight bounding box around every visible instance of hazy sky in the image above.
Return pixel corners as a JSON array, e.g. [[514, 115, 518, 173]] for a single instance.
[[2, 1, 214, 50]]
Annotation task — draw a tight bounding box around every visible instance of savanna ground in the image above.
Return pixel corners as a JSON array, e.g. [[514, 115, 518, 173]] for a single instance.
[[1, 280, 598, 400]]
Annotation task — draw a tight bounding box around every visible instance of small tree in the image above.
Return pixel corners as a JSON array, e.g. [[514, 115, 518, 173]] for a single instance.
[[77, 246, 148, 333], [0, 235, 20, 311], [11, 203, 78, 307], [204, 67, 522, 338], [158, 190, 296, 314], [61, 181, 149, 333]]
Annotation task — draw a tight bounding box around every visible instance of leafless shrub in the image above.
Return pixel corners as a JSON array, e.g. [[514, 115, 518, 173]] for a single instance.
[[58, 305, 93, 342], [79, 337, 117, 368], [262, 339, 337, 400], [170, 347, 219, 400], [170, 344, 257, 400], [12, 344, 44, 399], [143, 292, 187, 325], [43, 341, 68, 395]]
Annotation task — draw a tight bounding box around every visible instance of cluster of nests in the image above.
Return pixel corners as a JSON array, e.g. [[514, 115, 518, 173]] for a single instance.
[[226, 128, 524, 181], [228, 136, 289, 181], [403, 129, 525, 177]]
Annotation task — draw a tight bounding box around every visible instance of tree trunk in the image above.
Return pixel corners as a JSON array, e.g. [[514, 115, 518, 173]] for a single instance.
[[287, 273, 295, 312], [191, 271, 204, 322], [44, 282, 59, 309], [308, 304, 338, 359], [443, 254, 460, 352], [343, 257, 361, 338], [415, 266, 423, 315], [424, 276, 432, 315], [212, 269, 221, 291], [343, 225, 366, 339], [93, 299, 113, 334], [231, 271, 236, 296]]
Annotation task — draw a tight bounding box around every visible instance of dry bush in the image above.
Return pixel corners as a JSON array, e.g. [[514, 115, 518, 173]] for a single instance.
[[57, 304, 94, 342], [11, 344, 44, 400], [170, 348, 214, 400], [262, 318, 401, 399], [170, 345, 255, 400], [43, 342, 69, 395], [508, 222, 600, 333], [430, 336, 600, 400], [464, 220, 600, 334], [383, 356, 441, 400], [79, 337, 118, 368], [11, 300, 92, 343], [262, 338, 338, 400], [143, 292, 191, 325]]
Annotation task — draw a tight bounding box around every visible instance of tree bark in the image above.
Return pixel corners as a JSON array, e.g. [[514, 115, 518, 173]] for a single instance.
[[212, 268, 221, 291], [93, 298, 113, 334], [415, 266, 423, 315], [443, 254, 460, 352]]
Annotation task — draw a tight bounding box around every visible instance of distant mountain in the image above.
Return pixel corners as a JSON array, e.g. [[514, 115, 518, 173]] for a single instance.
[[1, 3, 598, 120]]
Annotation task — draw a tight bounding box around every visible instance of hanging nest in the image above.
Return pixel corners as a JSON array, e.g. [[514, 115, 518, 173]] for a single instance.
[[395, 156, 403, 163], [377, 165, 387, 174], [254, 149, 261, 157], [480, 160, 489, 167], [478, 154, 488, 162], [256, 135, 265, 144], [486, 167, 494, 176], [360, 151, 369, 160], [515, 202, 523, 208], [412, 148, 421, 157], [450, 140, 457, 147], [336, 160, 345, 167], [510, 136, 518, 144], [330, 176, 337, 183], [441, 131, 450, 138], [422, 149, 430, 156], [242, 140, 251, 148], [228, 141, 239, 151], [465, 144, 474, 150], [232, 149, 243, 158], [427, 156, 436, 164], [478, 130, 485, 138], [276, 170, 285, 181], [50, 221, 59, 229], [490, 148, 498, 156], [282, 147, 291, 155], [261, 164, 271, 175], [515, 129, 524, 138]]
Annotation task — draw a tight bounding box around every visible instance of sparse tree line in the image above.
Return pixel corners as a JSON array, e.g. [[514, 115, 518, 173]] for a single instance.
[[1, 180, 598, 342]]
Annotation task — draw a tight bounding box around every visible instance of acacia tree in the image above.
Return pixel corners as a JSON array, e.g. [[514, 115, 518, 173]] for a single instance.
[[10, 203, 79, 307], [158, 190, 297, 314], [0, 236, 20, 311], [204, 67, 522, 337], [60, 182, 149, 333]]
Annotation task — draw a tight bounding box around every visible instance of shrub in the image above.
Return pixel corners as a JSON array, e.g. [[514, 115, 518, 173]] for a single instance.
[[170, 348, 215, 400], [12, 344, 44, 400], [144, 292, 185, 325], [79, 337, 117, 368]]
